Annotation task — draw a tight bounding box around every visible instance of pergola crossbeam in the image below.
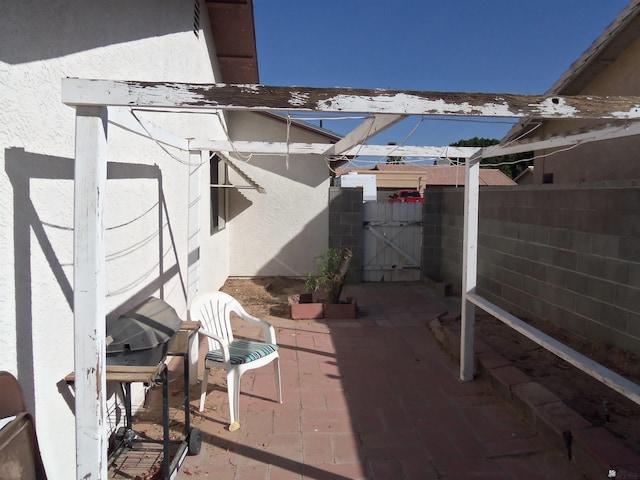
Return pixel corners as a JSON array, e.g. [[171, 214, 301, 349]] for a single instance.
[[188, 139, 480, 158], [467, 293, 640, 405], [62, 78, 640, 119], [484, 120, 640, 158], [107, 107, 189, 150], [324, 114, 406, 157]]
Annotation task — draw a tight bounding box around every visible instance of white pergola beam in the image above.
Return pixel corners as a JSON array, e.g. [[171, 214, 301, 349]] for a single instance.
[[62, 78, 640, 119], [324, 114, 406, 156], [483, 120, 640, 158], [467, 293, 640, 405], [73, 106, 108, 480], [107, 107, 189, 151], [189, 139, 480, 158]]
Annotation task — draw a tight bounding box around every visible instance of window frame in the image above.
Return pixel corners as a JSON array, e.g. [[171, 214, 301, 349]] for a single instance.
[[210, 153, 227, 234]]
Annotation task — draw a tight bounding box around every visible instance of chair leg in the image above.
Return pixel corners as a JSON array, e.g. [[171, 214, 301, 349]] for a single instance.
[[199, 367, 210, 412], [227, 370, 241, 432], [273, 356, 283, 404]]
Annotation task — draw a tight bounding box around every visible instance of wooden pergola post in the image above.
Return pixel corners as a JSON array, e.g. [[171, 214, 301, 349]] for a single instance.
[[460, 151, 481, 381], [187, 150, 203, 384], [73, 106, 109, 479], [187, 150, 202, 303]]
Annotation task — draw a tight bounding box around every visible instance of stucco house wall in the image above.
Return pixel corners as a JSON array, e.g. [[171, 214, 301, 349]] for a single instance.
[[0, 1, 228, 477], [530, 26, 640, 184], [226, 112, 332, 277]]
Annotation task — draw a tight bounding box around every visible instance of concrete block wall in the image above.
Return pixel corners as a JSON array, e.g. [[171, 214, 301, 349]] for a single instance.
[[422, 189, 443, 281], [329, 186, 363, 283], [424, 184, 640, 356]]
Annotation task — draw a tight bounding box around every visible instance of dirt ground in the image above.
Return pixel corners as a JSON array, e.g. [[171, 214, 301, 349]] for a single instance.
[[219, 276, 306, 318], [472, 313, 640, 456], [220, 277, 640, 457]]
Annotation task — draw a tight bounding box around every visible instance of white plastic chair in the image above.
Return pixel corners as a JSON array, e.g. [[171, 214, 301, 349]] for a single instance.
[[190, 291, 282, 431]]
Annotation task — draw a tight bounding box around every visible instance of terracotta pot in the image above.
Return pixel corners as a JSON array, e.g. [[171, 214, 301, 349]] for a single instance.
[[323, 301, 357, 319], [289, 293, 357, 320], [290, 302, 323, 320]]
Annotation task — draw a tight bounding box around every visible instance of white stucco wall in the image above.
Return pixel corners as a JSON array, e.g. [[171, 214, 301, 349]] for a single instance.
[[533, 36, 640, 184], [0, 1, 228, 477], [226, 112, 332, 277]]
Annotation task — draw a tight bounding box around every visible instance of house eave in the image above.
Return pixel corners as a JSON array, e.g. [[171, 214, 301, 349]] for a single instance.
[[503, 0, 640, 143], [549, 1, 640, 95], [207, 0, 259, 83]]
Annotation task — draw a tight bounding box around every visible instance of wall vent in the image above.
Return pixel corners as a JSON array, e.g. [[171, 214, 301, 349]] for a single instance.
[[193, 0, 200, 38]]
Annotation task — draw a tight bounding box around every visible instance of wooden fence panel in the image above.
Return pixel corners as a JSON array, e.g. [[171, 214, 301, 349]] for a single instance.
[[362, 202, 423, 282]]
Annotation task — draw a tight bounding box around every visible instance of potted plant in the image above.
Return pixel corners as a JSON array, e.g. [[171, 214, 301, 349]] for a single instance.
[[289, 248, 356, 319]]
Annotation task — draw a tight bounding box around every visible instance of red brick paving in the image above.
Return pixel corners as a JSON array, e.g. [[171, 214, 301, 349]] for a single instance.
[[174, 282, 587, 480]]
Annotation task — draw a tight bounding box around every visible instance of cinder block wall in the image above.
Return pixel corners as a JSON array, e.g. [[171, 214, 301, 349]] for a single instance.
[[329, 187, 363, 283], [422, 189, 443, 281], [424, 184, 640, 356]]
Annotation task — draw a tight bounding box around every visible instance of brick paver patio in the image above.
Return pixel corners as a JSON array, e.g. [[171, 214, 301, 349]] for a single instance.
[[170, 282, 587, 480]]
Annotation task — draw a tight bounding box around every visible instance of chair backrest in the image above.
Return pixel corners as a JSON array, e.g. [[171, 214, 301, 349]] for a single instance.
[[0, 371, 28, 419], [0, 372, 48, 479], [0, 413, 48, 480], [190, 291, 246, 351]]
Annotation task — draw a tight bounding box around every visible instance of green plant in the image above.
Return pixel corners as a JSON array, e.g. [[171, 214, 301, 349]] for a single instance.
[[304, 248, 353, 303]]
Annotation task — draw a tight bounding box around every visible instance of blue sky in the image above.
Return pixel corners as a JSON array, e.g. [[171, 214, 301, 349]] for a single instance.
[[253, 1, 629, 155]]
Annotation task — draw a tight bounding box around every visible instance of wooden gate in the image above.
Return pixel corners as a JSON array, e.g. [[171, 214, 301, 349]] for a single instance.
[[362, 202, 423, 282]]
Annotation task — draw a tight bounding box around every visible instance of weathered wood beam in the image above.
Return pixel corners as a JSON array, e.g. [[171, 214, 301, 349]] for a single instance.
[[63, 78, 640, 119]]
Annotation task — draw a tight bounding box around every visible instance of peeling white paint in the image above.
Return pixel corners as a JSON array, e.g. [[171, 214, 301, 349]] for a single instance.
[[612, 106, 640, 118], [473, 102, 516, 117], [141, 83, 208, 105], [64, 79, 640, 120], [289, 90, 309, 107], [317, 93, 519, 117], [237, 84, 261, 93], [532, 97, 578, 118]]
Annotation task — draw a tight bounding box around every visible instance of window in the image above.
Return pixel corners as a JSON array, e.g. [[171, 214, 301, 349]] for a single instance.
[[210, 153, 227, 234]]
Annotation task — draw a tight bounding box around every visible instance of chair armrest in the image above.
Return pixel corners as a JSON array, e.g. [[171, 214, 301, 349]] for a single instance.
[[199, 329, 231, 363], [264, 324, 277, 345]]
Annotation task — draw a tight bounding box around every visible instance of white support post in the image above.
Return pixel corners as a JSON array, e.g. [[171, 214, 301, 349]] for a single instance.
[[73, 106, 108, 479], [187, 151, 202, 302], [187, 151, 202, 383], [460, 151, 481, 381]]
